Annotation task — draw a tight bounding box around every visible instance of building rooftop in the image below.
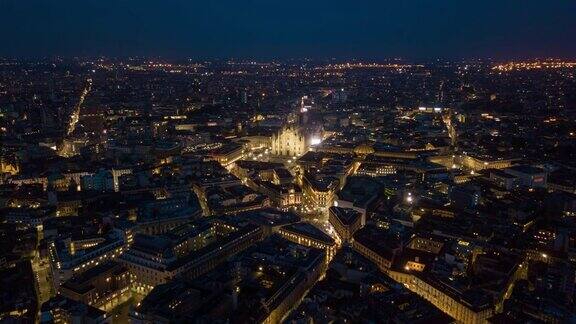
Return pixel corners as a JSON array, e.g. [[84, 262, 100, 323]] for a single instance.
[[329, 206, 362, 225], [280, 222, 335, 246], [506, 165, 546, 175]]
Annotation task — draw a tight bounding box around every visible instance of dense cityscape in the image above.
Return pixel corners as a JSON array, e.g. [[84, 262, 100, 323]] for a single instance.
[[0, 56, 575, 323]]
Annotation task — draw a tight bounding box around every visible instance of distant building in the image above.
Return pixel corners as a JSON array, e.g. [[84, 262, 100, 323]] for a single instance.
[[81, 170, 114, 192], [489, 169, 519, 190], [450, 184, 481, 209], [459, 154, 516, 171], [504, 165, 548, 188]]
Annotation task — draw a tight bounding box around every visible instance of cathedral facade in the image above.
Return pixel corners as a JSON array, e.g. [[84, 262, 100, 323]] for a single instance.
[[271, 124, 322, 157]]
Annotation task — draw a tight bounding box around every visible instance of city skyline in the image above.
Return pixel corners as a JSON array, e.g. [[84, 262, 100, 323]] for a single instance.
[[1, 2, 576, 324]]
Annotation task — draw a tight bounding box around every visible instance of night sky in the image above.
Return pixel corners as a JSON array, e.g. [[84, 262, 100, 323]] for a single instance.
[[1, 0, 575, 60]]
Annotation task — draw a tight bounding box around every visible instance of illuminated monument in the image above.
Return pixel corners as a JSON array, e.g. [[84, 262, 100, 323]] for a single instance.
[[271, 96, 323, 157]]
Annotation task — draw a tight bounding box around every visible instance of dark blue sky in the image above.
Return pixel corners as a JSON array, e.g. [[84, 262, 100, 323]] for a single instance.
[[0, 0, 575, 60]]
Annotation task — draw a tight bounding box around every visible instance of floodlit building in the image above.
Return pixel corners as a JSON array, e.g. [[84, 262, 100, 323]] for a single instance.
[[271, 124, 322, 157]]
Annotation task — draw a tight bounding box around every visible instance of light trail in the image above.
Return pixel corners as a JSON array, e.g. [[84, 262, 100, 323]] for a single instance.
[[66, 78, 92, 136]]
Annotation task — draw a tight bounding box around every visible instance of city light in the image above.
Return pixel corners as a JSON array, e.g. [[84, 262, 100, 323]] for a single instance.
[[310, 137, 322, 145], [1, 11, 573, 321]]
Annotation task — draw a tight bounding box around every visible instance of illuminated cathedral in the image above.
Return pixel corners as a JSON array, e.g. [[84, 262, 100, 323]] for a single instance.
[[271, 99, 323, 157]]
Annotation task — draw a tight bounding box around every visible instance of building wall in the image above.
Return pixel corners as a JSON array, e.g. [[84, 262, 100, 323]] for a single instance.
[[388, 270, 494, 324], [262, 253, 326, 324], [271, 125, 309, 157], [328, 208, 362, 242], [59, 264, 132, 309], [300, 176, 337, 210], [276, 228, 336, 263], [351, 240, 393, 272], [49, 238, 126, 289], [212, 147, 244, 166]]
